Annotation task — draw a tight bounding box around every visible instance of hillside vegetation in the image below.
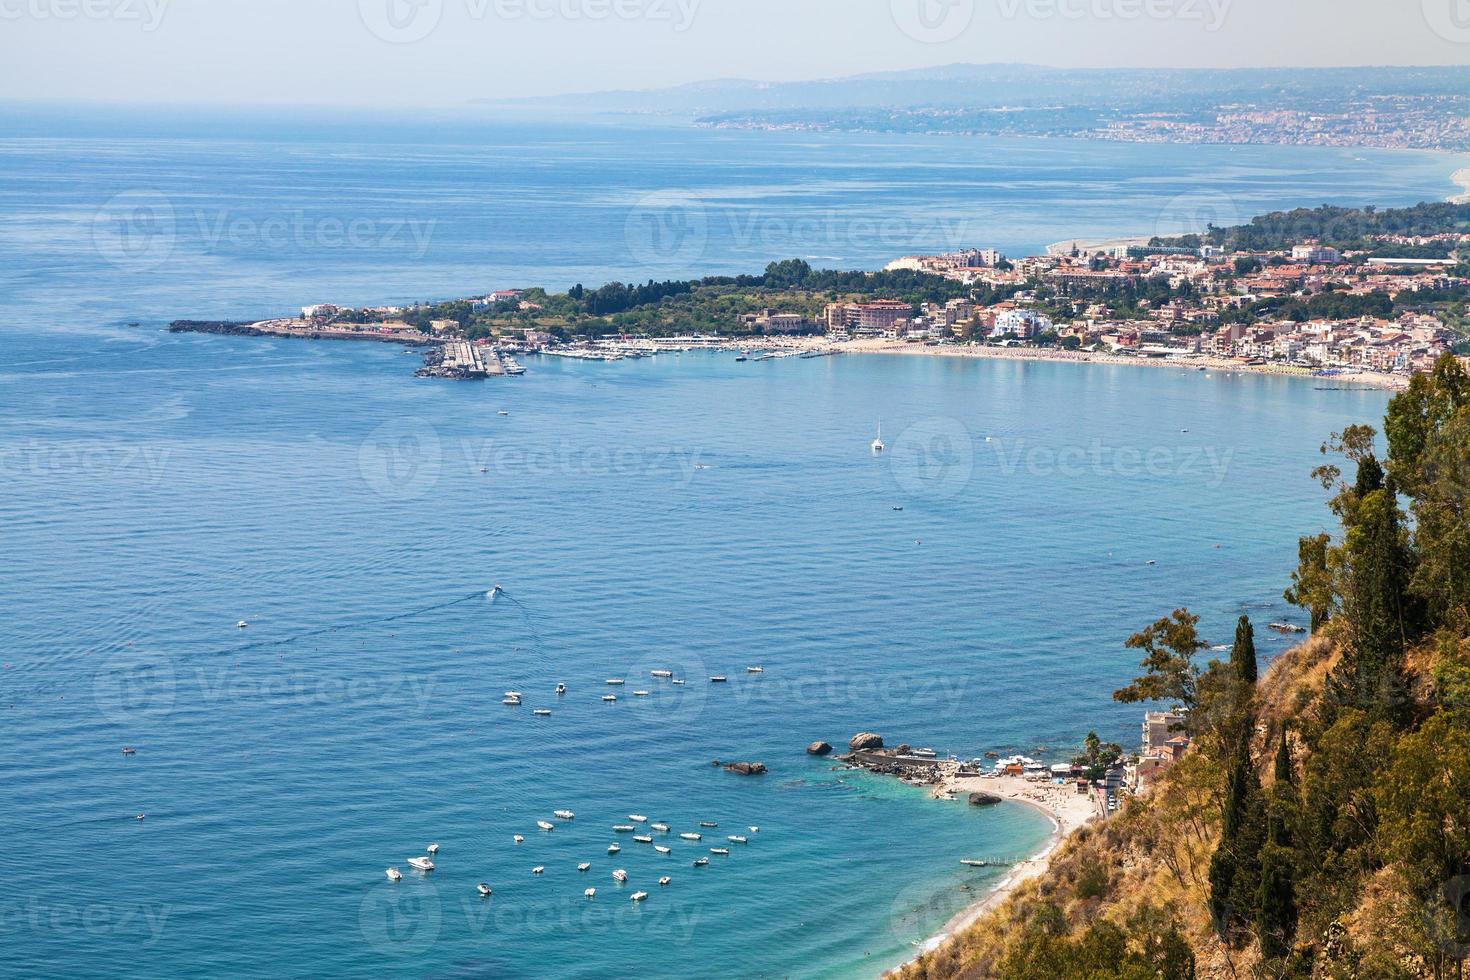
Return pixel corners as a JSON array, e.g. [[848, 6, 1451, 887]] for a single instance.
[[896, 354, 1470, 980]]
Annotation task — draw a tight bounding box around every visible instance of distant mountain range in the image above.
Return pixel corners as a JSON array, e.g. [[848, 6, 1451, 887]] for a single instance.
[[481, 63, 1470, 152], [484, 62, 1470, 116]]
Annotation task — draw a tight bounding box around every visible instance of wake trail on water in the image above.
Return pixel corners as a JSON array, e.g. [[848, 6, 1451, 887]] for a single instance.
[[487, 587, 544, 654]]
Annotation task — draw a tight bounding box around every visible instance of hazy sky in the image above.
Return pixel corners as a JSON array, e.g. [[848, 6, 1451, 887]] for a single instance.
[[3, 0, 1468, 107]]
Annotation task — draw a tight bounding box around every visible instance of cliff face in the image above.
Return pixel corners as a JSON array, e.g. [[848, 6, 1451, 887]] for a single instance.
[[898, 355, 1470, 980], [893, 632, 1466, 980]]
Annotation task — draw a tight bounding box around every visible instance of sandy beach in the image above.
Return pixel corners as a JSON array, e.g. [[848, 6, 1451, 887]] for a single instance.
[[1451, 167, 1470, 205], [830, 337, 1408, 391], [904, 772, 1100, 963]]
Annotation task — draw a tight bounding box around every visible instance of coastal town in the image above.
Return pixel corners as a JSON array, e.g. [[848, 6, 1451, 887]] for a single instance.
[[174, 198, 1470, 389]]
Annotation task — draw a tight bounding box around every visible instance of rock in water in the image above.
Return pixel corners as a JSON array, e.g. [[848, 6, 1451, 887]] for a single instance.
[[968, 792, 1003, 807], [849, 732, 884, 752], [723, 762, 768, 776], [806, 741, 833, 756]]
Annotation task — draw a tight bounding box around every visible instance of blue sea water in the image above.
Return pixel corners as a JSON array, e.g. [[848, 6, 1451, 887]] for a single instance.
[[0, 112, 1437, 977]]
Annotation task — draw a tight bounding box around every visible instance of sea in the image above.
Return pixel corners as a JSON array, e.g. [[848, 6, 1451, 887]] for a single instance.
[[1, 108, 1457, 978]]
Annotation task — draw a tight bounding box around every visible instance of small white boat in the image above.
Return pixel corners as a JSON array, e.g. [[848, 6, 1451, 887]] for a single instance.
[[386, 867, 402, 881], [710, 848, 729, 855], [504, 691, 523, 699], [633, 690, 650, 697], [650, 670, 673, 678], [671, 679, 686, 686], [502, 697, 522, 706], [612, 869, 628, 883], [426, 843, 439, 855], [629, 815, 647, 823], [699, 821, 718, 828], [654, 845, 671, 854], [633, 835, 653, 844], [630, 891, 648, 902], [746, 667, 764, 673], [651, 823, 670, 832], [513, 835, 524, 843], [710, 676, 728, 683], [532, 866, 544, 875], [960, 859, 989, 868], [692, 858, 709, 867], [533, 708, 552, 716], [659, 876, 671, 886], [236, 620, 248, 629], [602, 695, 617, 702], [606, 679, 626, 686], [728, 835, 747, 844], [608, 844, 621, 854], [407, 857, 434, 872], [872, 425, 885, 454], [555, 683, 566, 695], [554, 810, 575, 820], [584, 887, 596, 898], [680, 833, 701, 841], [498, 410, 510, 416], [578, 863, 591, 872], [477, 883, 492, 896], [748, 826, 759, 833], [537, 820, 555, 831], [613, 824, 635, 832]]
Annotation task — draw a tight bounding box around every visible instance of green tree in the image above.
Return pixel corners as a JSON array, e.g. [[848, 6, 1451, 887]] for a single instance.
[[1284, 532, 1335, 631], [1257, 730, 1299, 961], [1231, 615, 1258, 686], [1329, 485, 1417, 721], [1208, 737, 1263, 938], [1377, 712, 1470, 899], [1114, 609, 1208, 712]]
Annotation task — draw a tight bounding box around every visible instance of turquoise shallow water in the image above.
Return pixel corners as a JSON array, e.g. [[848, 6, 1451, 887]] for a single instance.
[[0, 114, 1414, 977]]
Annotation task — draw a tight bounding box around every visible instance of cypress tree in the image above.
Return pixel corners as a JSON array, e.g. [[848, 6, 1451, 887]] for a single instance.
[[1209, 738, 1261, 937], [1231, 615, 1258, 685], [1257, 729, 1299, 960]]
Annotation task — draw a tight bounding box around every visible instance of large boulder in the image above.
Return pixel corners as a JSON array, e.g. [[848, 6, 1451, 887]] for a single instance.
[[806, 741, 833, 756], [849, 732, 884, 752], [968, 792, 1003, 807], [724, 762, 767, 776]]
